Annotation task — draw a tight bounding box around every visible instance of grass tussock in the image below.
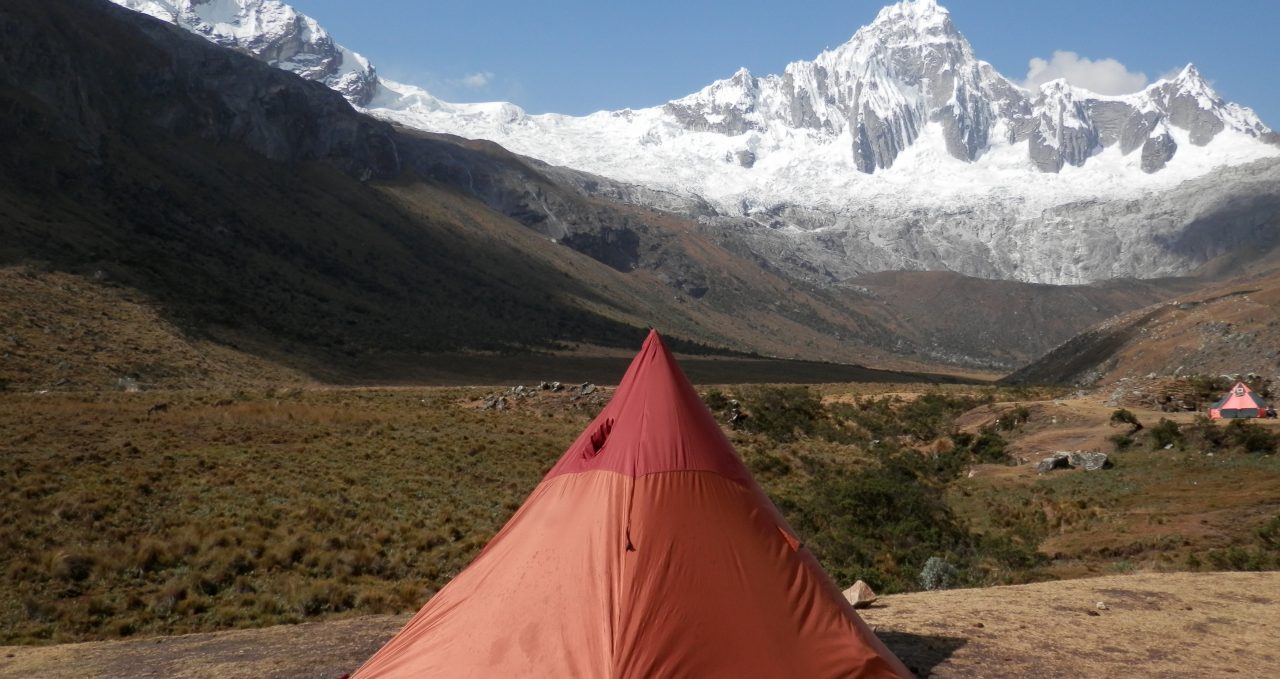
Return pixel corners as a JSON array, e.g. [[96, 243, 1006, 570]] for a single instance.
[[0, 388, 585, 644]]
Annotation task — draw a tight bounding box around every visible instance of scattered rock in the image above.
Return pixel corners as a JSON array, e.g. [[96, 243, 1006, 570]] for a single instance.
[[1038, 450, 1111, 473], [1096, 601, 1108, 610], [1068, 451, 1112, 471], [579, 383, 597, 395], [843, 580, 878, 609], [1087, 609, 1101, 617], [1036, 453, 1071, 474]]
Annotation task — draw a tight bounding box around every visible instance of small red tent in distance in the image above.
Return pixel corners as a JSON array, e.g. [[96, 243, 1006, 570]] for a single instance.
[[1209, 381, 1273, 419], [351, 329, 913, 678]]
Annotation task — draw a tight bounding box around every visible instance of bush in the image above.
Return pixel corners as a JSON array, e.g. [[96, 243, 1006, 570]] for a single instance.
[[997, 405, 1032, 431], [1224, 420, 1280, 454], [919, 556, 960, 591], [700, 388, 731, 413], [969, 430, 1009, 464], [1148, 418, 1183, 450], [1183, 415, 1226, 450], [1257, 514, 1280, 549], [1110, 408, 1143, 433], [1109, 433, 1135, 451], [736, 386, 826, 443], [1204, 546, 1275, 571]]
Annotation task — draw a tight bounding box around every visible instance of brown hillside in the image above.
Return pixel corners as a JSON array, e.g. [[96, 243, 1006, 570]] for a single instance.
[[848, 271, 1198, 369], [1, 572, 1274, 678], [1006, 260, 1280, 386], [0, 267, 308, 391]]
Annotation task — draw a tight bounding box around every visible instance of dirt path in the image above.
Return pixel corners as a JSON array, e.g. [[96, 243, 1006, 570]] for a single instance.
[[1, 572, 1276, 678]]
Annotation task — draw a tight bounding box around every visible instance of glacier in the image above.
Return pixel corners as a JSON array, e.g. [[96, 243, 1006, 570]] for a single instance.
[[110, 0, 1280, 285]]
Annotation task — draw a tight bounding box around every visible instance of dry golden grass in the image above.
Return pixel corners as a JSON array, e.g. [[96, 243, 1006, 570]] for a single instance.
[[0, 387, 592, 643], [2, 384, 1275, 652], [0, 267, 309, 391], [948, 397, 1280, 579]]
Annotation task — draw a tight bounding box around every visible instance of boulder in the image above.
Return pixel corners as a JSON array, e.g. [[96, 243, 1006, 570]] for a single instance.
[[1036, 453, 1071, 474], [843, 580, 878, 609], [1068, 451, 1112, 471]]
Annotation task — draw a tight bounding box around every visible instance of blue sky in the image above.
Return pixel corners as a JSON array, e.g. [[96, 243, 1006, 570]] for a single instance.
[[289, 0, 1279, 126]]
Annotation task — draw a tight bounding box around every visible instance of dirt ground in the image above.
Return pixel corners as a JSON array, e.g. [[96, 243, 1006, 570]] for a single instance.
[[1, 572, 1274, 678]]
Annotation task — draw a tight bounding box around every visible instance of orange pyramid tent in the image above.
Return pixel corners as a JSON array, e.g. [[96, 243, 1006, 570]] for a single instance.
[[351, 330, 912, 678], [1209, 381, 1272, 419]]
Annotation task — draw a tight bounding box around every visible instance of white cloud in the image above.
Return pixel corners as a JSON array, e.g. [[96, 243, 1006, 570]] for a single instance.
[[457, 71, 494, 89], [1021, 51, 1148, 95]]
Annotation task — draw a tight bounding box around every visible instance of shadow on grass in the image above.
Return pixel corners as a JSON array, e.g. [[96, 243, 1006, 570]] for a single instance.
[[878, 630, 968, 678]]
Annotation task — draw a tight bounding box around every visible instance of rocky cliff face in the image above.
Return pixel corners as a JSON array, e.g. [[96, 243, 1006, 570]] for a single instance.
[[112, 0, 379, 105], [9, 0, 399, 179]]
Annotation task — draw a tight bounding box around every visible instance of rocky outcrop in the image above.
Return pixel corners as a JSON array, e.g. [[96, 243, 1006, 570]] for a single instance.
[[112, 0, 380, 106], [1036, 451, 1110, 473], [662, 69, 762, 136], [8, 0, 399, 180], [1028, 81, 1101, 172], [1141, 129, 1178, 173], [851, 75, 922, 172]]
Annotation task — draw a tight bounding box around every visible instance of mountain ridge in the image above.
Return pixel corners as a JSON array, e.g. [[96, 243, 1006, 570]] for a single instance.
[[4, 0, 1181, 390], [108, 0, 1280, 286]]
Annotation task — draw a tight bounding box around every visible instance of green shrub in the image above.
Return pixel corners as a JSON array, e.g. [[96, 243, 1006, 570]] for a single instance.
[[736, 386, 826, 443], [1109, 408, 1143, 433], [1224, 420, 1280, 454], [1109, 433, 1135, 451], [1149, 418, 1183, 450], [700, 388, 731, 413], [1204, 546, 1275, 571], [1257, 514, 1280, 549], [1183, 415, 1226, 450], [969, 431, 1009, 464], [919, 556, 960, 591], [998, 405, 1031, 431]]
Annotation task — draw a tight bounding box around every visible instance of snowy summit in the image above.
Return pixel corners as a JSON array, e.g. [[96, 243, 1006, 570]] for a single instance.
[[110, 0, 1280, 285]]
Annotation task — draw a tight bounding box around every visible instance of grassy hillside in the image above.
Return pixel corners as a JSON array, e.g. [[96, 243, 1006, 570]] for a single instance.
[[3, 383, 1276, 645]]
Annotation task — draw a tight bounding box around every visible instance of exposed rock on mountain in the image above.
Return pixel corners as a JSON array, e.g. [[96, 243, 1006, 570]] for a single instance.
[[108, 0, 1280, 286], [114, 0, 380, 105]]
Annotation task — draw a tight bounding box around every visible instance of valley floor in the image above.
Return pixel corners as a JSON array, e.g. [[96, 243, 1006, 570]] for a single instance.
[[0, 572, 1274, 678]]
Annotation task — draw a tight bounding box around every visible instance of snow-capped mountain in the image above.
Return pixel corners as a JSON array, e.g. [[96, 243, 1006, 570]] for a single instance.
[[110, 0, 1280, 285], [112, 0, 378, 105]]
